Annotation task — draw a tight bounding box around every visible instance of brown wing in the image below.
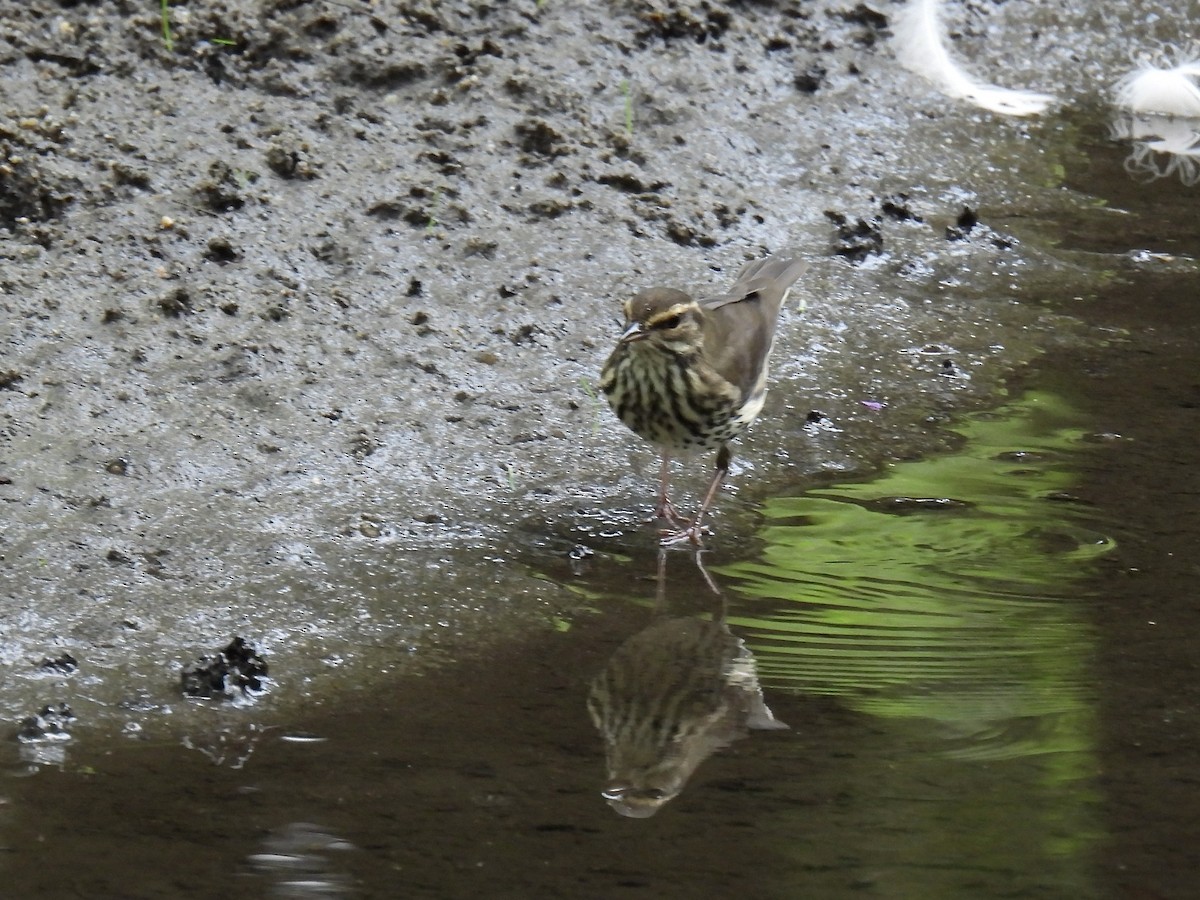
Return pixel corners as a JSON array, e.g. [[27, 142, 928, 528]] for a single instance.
[[699, 256, 808, 397]]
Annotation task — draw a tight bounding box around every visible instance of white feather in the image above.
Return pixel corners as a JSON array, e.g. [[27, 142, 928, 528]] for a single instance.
[[892, 0, 1055, 117], [1114, 61, 1200, 117]]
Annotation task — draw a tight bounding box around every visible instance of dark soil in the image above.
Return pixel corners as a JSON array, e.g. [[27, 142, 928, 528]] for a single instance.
[[3, 1, 1200, 897], [2, 0, 1094, 700]]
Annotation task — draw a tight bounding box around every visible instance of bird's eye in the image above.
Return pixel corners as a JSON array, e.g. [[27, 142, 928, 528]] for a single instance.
[[657, 314, 682, 330]]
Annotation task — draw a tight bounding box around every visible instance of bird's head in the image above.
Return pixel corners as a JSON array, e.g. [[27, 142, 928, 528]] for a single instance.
[[618, 288, 703, 354]]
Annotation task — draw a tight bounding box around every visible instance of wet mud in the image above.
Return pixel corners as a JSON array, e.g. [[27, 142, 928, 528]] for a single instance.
[[0, 0, 1114, 698], [3, 0, 1200, 897]]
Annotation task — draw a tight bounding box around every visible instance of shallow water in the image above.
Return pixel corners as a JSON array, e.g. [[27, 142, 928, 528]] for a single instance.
[[6, 262, 1200, 900], [5, 73, 1200, 900], [723, 392, 1110, 897]]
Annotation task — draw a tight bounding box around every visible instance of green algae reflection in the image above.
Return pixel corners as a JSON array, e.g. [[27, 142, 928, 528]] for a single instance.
[[717, 390, 1114, 896], [722, 391, 1114, 758]]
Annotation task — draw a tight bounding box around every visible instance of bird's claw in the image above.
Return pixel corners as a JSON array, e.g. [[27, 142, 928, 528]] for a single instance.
[[657, 523, 711, 547]]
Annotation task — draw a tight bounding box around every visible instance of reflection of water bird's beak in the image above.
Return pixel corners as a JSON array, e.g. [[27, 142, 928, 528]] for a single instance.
[[601, 784, 669, 819]]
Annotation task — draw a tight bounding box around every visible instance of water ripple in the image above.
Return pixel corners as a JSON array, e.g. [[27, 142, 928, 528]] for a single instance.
[[719, 391, 1116, 762]]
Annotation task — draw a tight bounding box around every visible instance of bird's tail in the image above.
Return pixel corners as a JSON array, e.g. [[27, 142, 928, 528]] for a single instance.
[[707, 255, 808, 314]]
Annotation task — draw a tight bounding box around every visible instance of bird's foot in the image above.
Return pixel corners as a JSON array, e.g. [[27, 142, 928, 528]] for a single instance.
[[658, 522, 711, 547]]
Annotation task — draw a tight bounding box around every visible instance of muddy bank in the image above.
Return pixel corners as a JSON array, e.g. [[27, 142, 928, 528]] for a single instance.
[[0, 0, 1189, 723], [3, 2, 1200, 898]]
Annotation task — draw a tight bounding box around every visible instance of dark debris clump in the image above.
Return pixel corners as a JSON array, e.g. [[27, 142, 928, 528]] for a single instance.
[[825, 210, 884, 262], [945, 205, 979, 241], [637, 3, 732, 45], [38, 652, 78, 674], [181, 636, 270, 701], [793, 64, 826, 93], [945, 205, 1015, 249], [16, 703, 76, 743], [879, 192, 923, 223]]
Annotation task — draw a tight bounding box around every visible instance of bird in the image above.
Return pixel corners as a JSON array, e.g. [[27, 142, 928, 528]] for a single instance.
[[598, 255, 808, 545], [587, 614, 788, 818], [586, 548, 787, 818]]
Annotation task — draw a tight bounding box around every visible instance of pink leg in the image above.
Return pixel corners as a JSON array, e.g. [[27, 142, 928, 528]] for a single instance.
[[660, 445, 730, 547], [652, 452, 683, 525]]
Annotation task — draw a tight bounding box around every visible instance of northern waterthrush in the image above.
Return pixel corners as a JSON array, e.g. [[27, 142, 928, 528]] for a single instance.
[[598, 255, 808, 545], [587, 549, 787, 818], [588, 614, 787, 817]]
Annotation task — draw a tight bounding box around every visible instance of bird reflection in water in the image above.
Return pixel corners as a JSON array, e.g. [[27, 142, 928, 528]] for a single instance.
[[587, 550, 788, 818]]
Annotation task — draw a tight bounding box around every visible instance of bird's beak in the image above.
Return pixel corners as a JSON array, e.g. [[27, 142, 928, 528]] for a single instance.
[[618, 321, 647, 343]]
